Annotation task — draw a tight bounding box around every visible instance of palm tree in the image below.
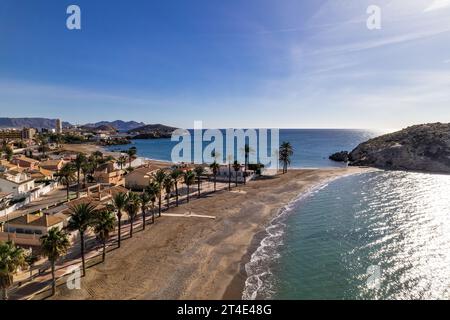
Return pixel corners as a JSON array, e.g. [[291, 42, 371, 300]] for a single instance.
[[40, 228, 70, 296], [183, 170, 196, 203], [279, 141, 294, 174], [74, 153, 87, 198], [92, 151, 103, 162], [125, 192, 140, 238], [81, 161, 93, 188], [242, 144, 254, 184], [37, 136, 49, 157], [209, 161, 220, 192], [193, 166, 205, 198], [4, 145, 13, 161], [152, 169, 166, 216], [170, 169, 183, 206], [163, 176, 174, 209], [233, 161, 241, 187], [93, 210, 116, 262], [112, 192, 128, 248], [0, 241, 26, 300], [55, 134, 63, 148], [127, 147, 137, 168], [117, 156, 127, 170], [146, 182, 158, 224], [68, 203, 96, 276], [88, 154, 98, 172], [140, 191, 151, 230], [57, 163, 76, 201], [24, 251, 39, 281]]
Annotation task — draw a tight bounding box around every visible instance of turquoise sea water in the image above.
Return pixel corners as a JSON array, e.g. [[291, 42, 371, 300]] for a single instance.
[[243, 171, 450, 300], [108, 129, 450, 299]]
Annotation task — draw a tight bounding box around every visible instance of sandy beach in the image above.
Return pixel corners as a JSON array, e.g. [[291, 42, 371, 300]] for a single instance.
[[61, 143, 123, 158], [53, 167, 372, 300]]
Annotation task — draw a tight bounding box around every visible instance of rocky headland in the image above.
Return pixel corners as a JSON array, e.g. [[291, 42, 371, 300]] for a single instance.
[[345, 123, 450, 173]]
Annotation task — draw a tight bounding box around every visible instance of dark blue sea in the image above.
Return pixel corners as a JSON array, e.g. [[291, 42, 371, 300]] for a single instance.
[[107, 129, 382, 168]]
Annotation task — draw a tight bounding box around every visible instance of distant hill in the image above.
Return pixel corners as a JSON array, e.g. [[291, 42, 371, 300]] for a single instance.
[[349, 123, 450, 173], [83, 120, 145, 132], [128, 123, 178, 139], [0, 118, 71, 129], [80, 124, 118, 133]]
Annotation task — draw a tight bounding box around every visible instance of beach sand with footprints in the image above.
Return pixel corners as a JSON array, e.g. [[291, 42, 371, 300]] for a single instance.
[[51, 167, 371, 300]]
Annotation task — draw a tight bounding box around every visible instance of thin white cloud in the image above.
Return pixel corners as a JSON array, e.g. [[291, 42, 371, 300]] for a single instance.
[[308, 27, 450, 56], [424, 0, 450, 12]]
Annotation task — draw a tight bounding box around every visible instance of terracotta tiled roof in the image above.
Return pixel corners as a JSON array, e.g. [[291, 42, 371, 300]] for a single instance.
[[108, 185, 129, 196], [66, 196, 110, 212], [40, 159, 65, 169], [13, 155, 39, 164], [9, 214, 63, 227]]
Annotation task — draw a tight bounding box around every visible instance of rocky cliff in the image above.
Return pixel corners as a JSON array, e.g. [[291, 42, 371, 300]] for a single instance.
[[349, 123, 450, 173], [128, 124, 178, 139]]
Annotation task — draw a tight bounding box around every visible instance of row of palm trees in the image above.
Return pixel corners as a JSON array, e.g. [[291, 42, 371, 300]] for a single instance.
[[1, 142, 294, 299], [55, 149, 135, 201]]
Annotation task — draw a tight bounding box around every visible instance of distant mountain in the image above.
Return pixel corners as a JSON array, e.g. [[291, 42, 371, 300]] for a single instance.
[[83, 120, 145, 132], [128, 123, 178, 139], [0, 118, 71, 129], [80, 124, 118, 133]]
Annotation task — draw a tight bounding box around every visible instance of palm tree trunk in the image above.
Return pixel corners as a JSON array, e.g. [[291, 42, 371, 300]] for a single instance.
[[197, 178, 201, 198], [175, 184, 179, 206], [244, 161, 247, 184], [152, 205, 155, 224], [102, 241, 106, 262], [77, 170, 81, 198], [214, 174, 217, 192], [80, 232, 86, 276], [117, 213, 122, 248], [187, 185, 190, 203], [235, 174, 238, 187], [142, 208, 146, 230], [51, 261, 56, 296], [158, 194, 162, 217], [130, 218, 133, 238], [2, 287, 8, 300]]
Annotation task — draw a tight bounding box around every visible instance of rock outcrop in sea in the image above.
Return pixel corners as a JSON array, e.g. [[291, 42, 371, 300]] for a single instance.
[[348, 123, 450, 173], [329, 151, 349, 162]]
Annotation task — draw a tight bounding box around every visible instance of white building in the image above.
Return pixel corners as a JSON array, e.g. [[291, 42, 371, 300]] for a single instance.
[[215, 164, 255, 182], [0, 170, 35, 198]]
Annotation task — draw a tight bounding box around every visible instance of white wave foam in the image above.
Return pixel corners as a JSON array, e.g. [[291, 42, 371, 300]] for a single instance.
[[241, 174, 362, 300]]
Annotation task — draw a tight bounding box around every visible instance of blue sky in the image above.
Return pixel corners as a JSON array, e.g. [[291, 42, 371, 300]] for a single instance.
[[1, 0, 450, 129]]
